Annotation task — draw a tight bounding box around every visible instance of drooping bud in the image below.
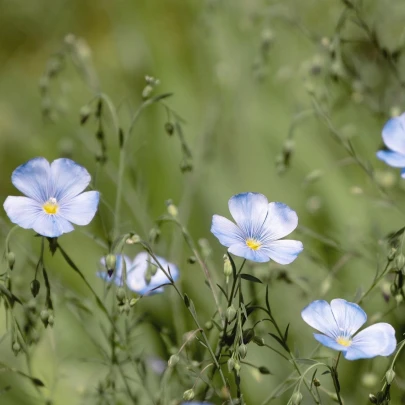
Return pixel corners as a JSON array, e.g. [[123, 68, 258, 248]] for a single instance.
[[242, 328, 255, 344], [253, 336, 265, 346], [106, 254, 116, 273], [227, 358, 235, 372], [12, 341, 21, 356], [183, 389, 195, 401], [204, 321, 213, 330], [80, 105, 92, 125], [164, 122, 174, 135], [48, 315, 54, 327], [396, 254, 405, 271], [7, 252, 15, 270], [234, 361, 241, 374], [291, 391, 303, 405], [187, 255, 196, 264], [368, 394, 378, 404], [126, 234, 141, 244], [258, 366, 271, 375], [226, 306, 237, 322], [168, 354, 179, 367], [30, 280, 40, 298], [386, 369, 396, 385], [238, 344, 247, 359], [116, 287, 126, 303], [313, 378, 320, 387], [166, 200, 178, 218], [40, 309, 50, 327]]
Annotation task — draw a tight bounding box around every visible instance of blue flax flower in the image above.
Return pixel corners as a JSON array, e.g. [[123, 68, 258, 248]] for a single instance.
[[210, 192, 303, 263], [99, 252, 179, 295], [376, 113, 405, 177], [301, 299, 397, 360], [4, 157, 99, 238]]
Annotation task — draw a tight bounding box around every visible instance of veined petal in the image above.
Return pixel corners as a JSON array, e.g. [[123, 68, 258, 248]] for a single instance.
[[58, 191, 100, 225], [228, 193, 268, 238], [32, 212, 74, 237], [11, 157, 51, 202], [211, 215, 244, 247], [50, 158, 92, 203], [301, 300, 339, 338], [261, 239, 303, 265], [376, 150, 405, 167], [4, 196, 43, 229], [261, 202, 299, 242], [228, 242, 270, 262], [345, 323, 397, 360], [313, 333, 348, 352], [330, 299, 367, 337], [382, 114, 405, 155]]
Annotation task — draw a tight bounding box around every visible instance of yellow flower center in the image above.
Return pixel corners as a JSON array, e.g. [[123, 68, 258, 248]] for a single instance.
[[246, 238, 262, 251], [43, 198, 59, 215], [336, 336, 352, 347]]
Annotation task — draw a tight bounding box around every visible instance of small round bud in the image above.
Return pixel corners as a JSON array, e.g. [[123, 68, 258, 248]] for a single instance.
[[116, 288, 126, 303], [142, 84, 153, 99], [168, 354, 179, 367], [106, 254, 116, 272], [129, 298, 138, 307], [204, 321, 213, 330], [234, 361, 241, 374], [187, 256, 196, 264], [166, 201, 178, 218], [313, 378, 320, 387], [48, 315, 54, 327], [126, 234, 141, 244], [40, 309, 49, 326], [386, 369, 396, 385], [258, 366, 271, 375], [223, 254, 232, 280], [368, 394, 378, 404], [12, 342, 21, 355], [164, 122, 174, 135], [238, 344, 247, 359], [395, 294, 403, 305], [242, 328, 255, 344], [226, 306, 237, 322], [227, 358, 235, 372], [183, 389, 195, 401], [30, 280, 40, 298], [291, 391, 303, 405], [253, 336, 264, 346], [7, 252, 15, 270], [80, 105, 92, 125]]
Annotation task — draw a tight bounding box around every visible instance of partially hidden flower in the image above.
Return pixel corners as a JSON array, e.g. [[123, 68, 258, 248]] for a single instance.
[[210, 192, 303, 263], [4, 157, 99, 238], [301, 299, 397, 360], [98, 252, 179, 295], [376, 113, 405, 177]]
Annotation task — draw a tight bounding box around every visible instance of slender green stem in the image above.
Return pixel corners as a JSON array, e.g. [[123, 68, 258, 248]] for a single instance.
[[331, 352, 343, 405]]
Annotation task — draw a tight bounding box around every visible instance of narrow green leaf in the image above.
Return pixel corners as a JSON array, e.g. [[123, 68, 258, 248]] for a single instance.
[[240, 273, 263, 284]]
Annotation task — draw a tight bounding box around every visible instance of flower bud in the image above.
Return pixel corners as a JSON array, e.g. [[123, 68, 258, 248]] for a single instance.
[[12, 341, 21, 355], [386, 369, 396, 385], [40, 309, 49, 327], [48, 315, 54, 327], [395, 294, 403, 305], [388, 247, 397, 261], [80, 105, 92, 125], [242, 328, 255, 344], [187, 256, 196, 264], [368, 394, 378, 404], [116, 287, 126, 303], [183, 389, 195, 401], [291, 391, 303, 405], [227, 358, 235, 372], [7, 252, 15, 270], [129, 298, 138, 307], [166, 200, 178, 218], [30, 280, 40, 298], [234, 361, 241, 374], [142, 84, 153, 99], [168, 354, 179, 367], [396, 254, 405, 271], [253, 336, 265, 346], [164, 122, 174, 135], [258, 366, 271, 375], [106, 254, 116, 272], [313, 378, 320, 387], [126, 234, 141, 244], [226, 306, 237, 322], [204, 321, 213, 330], [223, 254, 232, 281], [238, 344, 247, 359]]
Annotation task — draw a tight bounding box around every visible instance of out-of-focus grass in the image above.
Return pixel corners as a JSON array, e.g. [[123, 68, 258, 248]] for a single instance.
[[0, 0, 405, 404]]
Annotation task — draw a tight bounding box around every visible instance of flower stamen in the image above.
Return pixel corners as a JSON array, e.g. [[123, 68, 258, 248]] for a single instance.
[[43, 197, 59, 215], [336, 336, 352, 347], [246, 238, 262, 251]]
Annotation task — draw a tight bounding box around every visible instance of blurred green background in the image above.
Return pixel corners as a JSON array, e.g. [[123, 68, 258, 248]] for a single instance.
[[1, 0, 405, 404]]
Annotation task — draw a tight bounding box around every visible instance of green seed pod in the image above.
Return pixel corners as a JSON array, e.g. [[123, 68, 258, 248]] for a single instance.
[[242, 328, 255, 344], [164, 122, 174, 135], [106, 254, 116, 272], [40, 309, 49, 326], [227, 358, 235, 372], [223, 254, 232, 280], [291, 391, 303, 405], [48, 315, 54, 327], [253, 336, 264, 346], [12, 341, 21, 355], [7, 252, 15, 270]]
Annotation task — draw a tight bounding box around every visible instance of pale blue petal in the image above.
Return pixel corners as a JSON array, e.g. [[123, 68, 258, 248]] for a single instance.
[[330, 299, 366, 337], [345, 323, 397, 360], [4, 196, 43, 230], [313, 333, 348, 352], [376, 150, 405, 167], [228, 242, 270, 262], [11, 157, 51, 202], [401, 168, 405, 178], [261, 239, 303, 264], [58, 191, 100, 225], [50, 158, 91, 203], [32, 212, 74, 237], [382, 114, 405, 154], [301, 300, 339, 338], [228, 193, 268, 238], [211, 215, 244, 247], [127, 253, 178, 295], [261, 202, 298, 242]]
